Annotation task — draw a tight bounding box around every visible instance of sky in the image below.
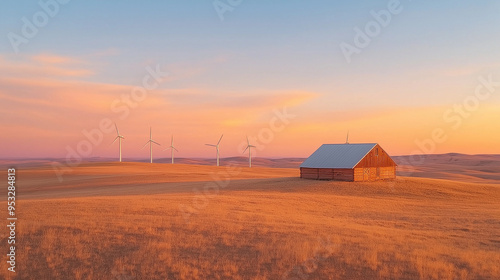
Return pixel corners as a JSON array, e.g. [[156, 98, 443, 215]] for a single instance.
[[1, 0, 500, 159]]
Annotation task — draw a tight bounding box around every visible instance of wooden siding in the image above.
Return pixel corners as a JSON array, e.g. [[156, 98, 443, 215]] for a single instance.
[[333, 169, 354, 181], [354, 167, 375, 181], [318, 168, 333, 180], [301, 168, 354, 181], [354, 166, 396, 181], [300, 168, 319, 179], [354, 144, 396, 169], [302, 166, 394, 182], [379, 166, 396, 179]]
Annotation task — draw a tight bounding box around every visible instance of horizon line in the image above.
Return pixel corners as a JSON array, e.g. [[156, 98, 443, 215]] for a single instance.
[[1, 152, 500, 161]]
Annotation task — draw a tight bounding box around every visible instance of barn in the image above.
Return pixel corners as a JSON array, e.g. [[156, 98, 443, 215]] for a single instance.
[[300, 143, 396, 181]]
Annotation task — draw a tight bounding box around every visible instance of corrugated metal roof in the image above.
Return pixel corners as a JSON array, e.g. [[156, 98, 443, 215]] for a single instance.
[[299, 143, 377, 169]]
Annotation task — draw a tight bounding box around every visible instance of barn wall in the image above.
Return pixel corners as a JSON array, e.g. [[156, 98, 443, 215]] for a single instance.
[[354, 166, 396, 181], [379, 166, 396, 179], [300, 168, 319, 179], [354, 167, 376, 181], [333, 169, 354, 181], [301, 168, 354, 181], [352, 144, 397, 181], [355, 144, 396, 168], [354, 168, 363, 181], [318, 168, 333, 180]]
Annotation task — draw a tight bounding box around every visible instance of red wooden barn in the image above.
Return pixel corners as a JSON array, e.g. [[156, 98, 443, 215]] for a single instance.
[[300, 143, 396, 181]]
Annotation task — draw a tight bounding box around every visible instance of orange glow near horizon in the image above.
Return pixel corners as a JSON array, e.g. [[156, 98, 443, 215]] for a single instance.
[[1, 53, 499, 159]]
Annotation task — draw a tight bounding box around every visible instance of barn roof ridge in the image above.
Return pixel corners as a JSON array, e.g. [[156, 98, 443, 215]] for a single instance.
[[322, 143, 378, 145], [351, 144, 377, 168]]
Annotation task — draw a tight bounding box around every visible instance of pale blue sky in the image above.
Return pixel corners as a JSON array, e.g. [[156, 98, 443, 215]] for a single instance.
[[1, 1, 500, 157], [2, 1, 499, 99]]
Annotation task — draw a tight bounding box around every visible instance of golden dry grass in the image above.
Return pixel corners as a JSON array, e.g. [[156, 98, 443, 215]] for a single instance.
[[1, 162, 499, 279]]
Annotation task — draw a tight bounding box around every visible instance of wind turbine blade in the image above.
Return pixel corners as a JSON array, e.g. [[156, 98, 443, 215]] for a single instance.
[[205, 144, 216, 147], [141, 141, 149, 149], [111, 136, 119, 145], [243, 146, 249, 153], [115, 123, 119, 135], [249, 145, 256, 148], [150, 127, 152, 139], [246, 136, 250, 145], [171, 135, 174, 145], [152, 140, 161, 146], [173, 147, 179, 152], [163, 147, 171, 151], [217, 134, 223, 145]]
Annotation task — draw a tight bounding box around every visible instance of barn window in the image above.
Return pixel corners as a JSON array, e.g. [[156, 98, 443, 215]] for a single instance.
[[375, 148, 379, 156]]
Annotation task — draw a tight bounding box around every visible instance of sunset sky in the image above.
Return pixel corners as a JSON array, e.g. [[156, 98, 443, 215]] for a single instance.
[[1, 1, 500, 159]]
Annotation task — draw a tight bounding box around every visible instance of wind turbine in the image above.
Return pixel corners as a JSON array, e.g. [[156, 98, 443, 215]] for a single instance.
[[111, 123, 125, 162], [163, 135, 178, 164], [205, 134, 223, 166], [346, 131, 349, 144], [142, 127, 161, 163], [243, 136, 256, 168]]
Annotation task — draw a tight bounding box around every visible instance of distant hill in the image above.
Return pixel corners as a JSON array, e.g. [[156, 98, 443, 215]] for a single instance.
[[393, 153, 500, 183], [1, 153, 499, 183], [149, 157, 306, 168]]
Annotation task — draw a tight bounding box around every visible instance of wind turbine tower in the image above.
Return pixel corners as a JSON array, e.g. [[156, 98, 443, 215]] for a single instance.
[[205, 134, 223, 166], [163, 135, 179, 164], [142, 127, 161, 163], [112, 123, 125, 162], [243, 136, 256, 168]]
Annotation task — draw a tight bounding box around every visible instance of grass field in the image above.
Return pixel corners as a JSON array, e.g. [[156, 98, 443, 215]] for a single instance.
[[1, 162, 500, 279]]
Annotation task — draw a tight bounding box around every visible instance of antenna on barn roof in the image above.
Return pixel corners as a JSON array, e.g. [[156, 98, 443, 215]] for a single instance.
[[346, 131, 349, 144]]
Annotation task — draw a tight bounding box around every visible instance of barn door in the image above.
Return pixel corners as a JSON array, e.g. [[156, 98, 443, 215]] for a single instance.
[[363, 168, 370, 181]]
